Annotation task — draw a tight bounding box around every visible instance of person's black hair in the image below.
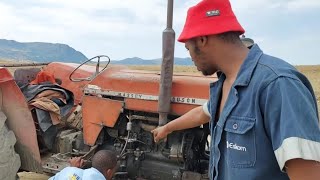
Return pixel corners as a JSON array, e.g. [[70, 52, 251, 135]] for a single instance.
[[92, 150, 117, 173], [216, 31, 242, 44]]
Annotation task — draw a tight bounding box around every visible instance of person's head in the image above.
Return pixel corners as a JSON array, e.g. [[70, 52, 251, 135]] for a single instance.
[[92, 150, 117, 179], [178, 0, 246, 76]]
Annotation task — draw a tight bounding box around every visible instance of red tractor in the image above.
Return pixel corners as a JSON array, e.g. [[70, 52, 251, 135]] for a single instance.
[[0, 1, 217, 179], [0, 57, 214, 180]]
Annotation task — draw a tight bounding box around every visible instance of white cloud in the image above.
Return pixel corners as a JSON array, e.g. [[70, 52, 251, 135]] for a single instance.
[[0, 0, 318, 64], [286, 0, 320, 10], [230, 0, 320, 16]]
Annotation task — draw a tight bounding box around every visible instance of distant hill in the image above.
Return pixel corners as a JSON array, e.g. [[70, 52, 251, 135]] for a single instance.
[[0, 39, 87, 63], [112, 57, 194, 66], [0, 39, 193, 65]]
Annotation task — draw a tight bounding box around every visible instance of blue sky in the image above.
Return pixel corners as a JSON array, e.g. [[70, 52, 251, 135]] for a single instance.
[[0, 0, 319, 65]]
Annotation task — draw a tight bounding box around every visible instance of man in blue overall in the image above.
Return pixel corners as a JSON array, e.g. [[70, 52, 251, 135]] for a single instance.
[[152, 0, 320, 179], [49, 150, 117, 180]]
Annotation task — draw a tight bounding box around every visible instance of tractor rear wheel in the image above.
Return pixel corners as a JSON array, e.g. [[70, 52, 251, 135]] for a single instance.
[[0, 112, 21, 180]]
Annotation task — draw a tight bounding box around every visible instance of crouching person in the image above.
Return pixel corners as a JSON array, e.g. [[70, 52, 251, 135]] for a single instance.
[[49, 150, 117, 180]]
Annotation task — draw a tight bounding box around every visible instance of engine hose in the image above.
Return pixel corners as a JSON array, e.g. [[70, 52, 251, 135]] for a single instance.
[[119, 131, 130, 157]]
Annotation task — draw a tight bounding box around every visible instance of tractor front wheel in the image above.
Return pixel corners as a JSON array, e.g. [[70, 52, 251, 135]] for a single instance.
[[0, 112, 21, 180]]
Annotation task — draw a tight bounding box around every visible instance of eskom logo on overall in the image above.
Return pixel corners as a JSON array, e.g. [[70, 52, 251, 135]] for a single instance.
[[227, 141, 247, 152], [84, 85, 207, 106]]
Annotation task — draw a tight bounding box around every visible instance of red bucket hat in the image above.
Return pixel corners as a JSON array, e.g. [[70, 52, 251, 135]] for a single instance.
[[178, 0, 245, 42]]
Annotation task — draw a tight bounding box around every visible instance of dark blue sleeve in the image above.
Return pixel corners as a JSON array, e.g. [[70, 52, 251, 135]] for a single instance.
[[260, 76, 320, 170]]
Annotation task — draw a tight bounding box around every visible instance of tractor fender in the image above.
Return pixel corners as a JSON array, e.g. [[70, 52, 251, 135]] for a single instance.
[[0, 68, 42, 173], [82, 95, 123, 146]]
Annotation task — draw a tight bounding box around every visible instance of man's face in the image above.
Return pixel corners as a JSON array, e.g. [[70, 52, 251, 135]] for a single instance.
[[185, 39, 216, 76]]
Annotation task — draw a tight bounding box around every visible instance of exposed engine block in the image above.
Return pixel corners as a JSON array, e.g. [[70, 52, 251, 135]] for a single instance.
[[99, 113, 210, 180]]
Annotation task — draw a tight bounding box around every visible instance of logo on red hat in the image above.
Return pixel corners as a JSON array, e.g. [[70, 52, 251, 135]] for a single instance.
[[206, 10, 220, 17], [178, 0, 245, 43]]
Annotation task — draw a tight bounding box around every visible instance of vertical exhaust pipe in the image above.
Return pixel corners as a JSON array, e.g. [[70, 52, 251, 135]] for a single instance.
[[158, 0, 175, 126]]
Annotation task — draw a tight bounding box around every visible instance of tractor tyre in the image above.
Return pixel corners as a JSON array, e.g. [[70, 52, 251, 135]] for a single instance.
[[0, 114, 21, 180]]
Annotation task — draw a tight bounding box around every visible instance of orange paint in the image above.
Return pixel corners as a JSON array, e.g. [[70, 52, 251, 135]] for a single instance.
[[82, 96, 123, 145], [0, 68, 41, 171], [42, 63, 218, 145]]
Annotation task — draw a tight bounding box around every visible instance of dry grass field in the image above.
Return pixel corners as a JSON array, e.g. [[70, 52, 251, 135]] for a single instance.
[[0, 60, 319, 179], [128, 65, 320, 117], [129, 65, 199, 74], [0, 60, 319, 116], [296, 66, 320, 113]]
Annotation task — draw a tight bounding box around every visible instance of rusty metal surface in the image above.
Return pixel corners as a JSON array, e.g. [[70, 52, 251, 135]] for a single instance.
[[42, 153, 70, 174], [0, 67, 42, 172], [82, 96, 123, 146], [158, 0, 175, 126], [14, 68, 41, 85], [42, 62, 97, 105], [0, 67, 14, 83], [66, 105, 82, 130], [42, 63, 215, 114], [42, 62, 216, 147], [0, 62, 50, 67], [55, 130, 83, 154], [87, 68, 214, 116]]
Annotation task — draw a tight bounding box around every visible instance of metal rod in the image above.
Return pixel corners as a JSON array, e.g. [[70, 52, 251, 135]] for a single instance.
[[0, 62, 50, 67], [158, 0, 175, 126], [167, 0, 174, 29]]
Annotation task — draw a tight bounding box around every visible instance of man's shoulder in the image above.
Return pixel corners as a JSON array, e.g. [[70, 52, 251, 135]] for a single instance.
[[83, 167, 106, 180], [253, 53, 308, 85], [257, 54, 299, 78], [49, 167, 83, 180], [252, 53, 316, 99], [60, 166, 84, 173]]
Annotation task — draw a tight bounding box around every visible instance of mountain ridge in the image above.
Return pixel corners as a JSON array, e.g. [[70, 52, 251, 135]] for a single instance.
[[0, 39, 87, 63], [0, 39, 194, 65], [111, 57, 193, 66]]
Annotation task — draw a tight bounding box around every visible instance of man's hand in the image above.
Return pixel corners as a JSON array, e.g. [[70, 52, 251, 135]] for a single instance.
[[151, 125, 171, 143], [151, 106, 210, 143], [68, 157, 84, 168]]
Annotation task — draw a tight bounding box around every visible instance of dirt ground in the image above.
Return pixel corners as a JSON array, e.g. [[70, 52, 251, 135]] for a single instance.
[[18, 172, 50, 180]]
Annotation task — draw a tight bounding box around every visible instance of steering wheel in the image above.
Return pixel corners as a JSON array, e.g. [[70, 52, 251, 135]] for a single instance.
[[69, 55, 110, 82]]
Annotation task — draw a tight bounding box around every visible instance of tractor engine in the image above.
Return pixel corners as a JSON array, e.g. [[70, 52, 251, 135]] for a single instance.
[[99, 113, 210, 180]]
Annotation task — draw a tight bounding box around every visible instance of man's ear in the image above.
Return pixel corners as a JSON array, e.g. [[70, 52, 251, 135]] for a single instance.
[[106, 169, 112, 178], [197, 36, 208, 48]]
